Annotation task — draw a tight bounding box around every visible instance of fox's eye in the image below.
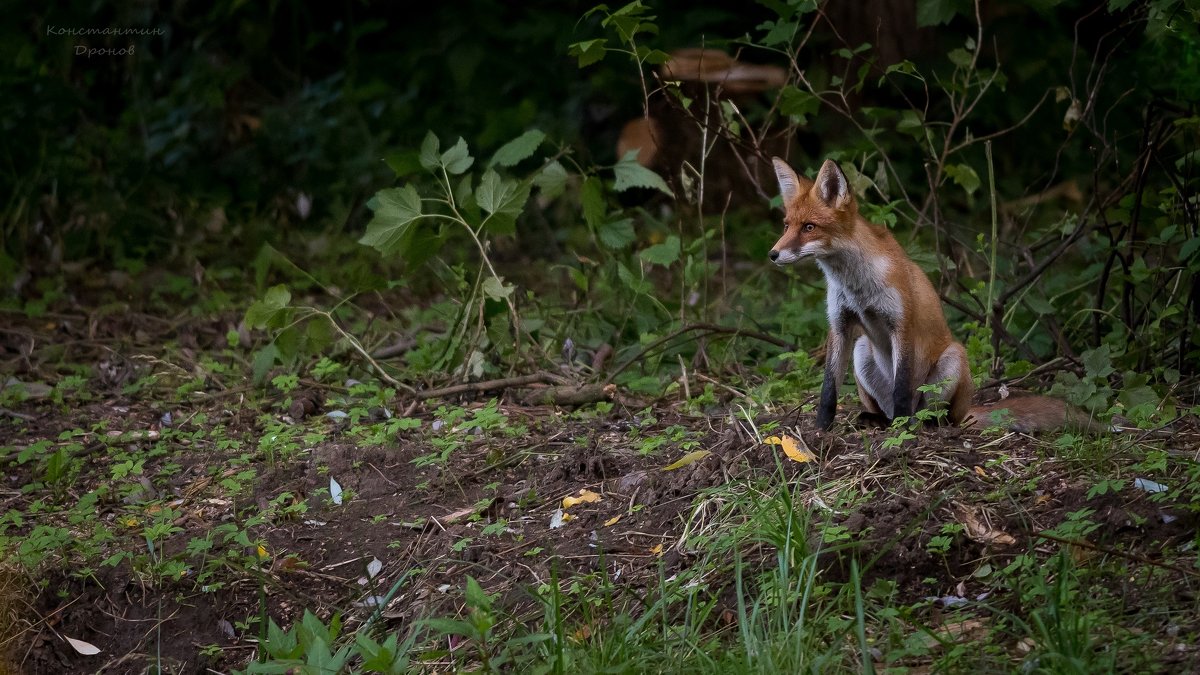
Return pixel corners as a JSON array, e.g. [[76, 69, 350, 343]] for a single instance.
[[803, 222, 815, 232]]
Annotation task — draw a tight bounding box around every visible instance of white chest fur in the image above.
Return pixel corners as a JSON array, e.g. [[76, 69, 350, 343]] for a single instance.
[[817, 249, 903, 358]]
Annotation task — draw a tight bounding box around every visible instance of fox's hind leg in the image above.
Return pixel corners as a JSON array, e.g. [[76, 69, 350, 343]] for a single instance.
[[922, 342, 972, 424]]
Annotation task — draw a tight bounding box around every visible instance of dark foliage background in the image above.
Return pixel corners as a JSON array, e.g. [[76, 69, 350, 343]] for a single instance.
[[3, 0, 1198, 401]]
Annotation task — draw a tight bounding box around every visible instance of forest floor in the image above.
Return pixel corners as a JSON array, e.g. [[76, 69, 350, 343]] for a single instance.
[[3, 273, 1200, 674]]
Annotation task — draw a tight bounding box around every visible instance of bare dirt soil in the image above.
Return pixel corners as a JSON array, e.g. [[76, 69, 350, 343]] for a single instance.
[[3, 311, 1199, 673]]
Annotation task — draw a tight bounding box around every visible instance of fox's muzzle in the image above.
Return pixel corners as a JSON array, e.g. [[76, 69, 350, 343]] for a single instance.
[[769, 249, 801, 265]]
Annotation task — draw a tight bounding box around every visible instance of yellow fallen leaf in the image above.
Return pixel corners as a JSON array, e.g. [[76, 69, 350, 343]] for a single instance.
[[662, 450, 710, 471], [649, 544, 663, 556], [766, 434, 814, 463], [974, 465, 987, 477], [257, 545, 269, 560], [562, 489, 602, 509], [604, 515, 621, 527]]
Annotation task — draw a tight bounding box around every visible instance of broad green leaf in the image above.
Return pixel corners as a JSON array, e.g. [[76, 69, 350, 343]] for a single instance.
[[491, 129, 546, 167], [897, 109, 924, 138], [885, 59, 918, 76], [440, 137, 474, 175], [581, 176, 605, 228], [917, 0, 959, 26], [1024, 293, 1055, 315], [418, 131, 440, 170], [465, 576, 491, 610], [252, 344, 281, 384], [944, 163, 981, 195], [779, 85, 821, 123], [1129, 255, 1151, 282], [616, 262, 651, 294], [245, 285, 292, 328], [306, 316, 335, 352], [639, 234, 680, 266], [1080, 346, 1115, 379], [475, 169, 530, 235], [567, 266, 588, 292], [359, 185, 424, 255], [948, 48, 972, 68], [534, 160, 568, 199], [598, 218, 635, 250], [482, 276, 515, 300], [384, 149, 422, 177], [757, 19, 796, 47], [568, 38, 607, 67], [613, 152, 672, 196], [1180, 236, 1200, 263], [641, 48, 670, 65], [453, 173, 473, 207]]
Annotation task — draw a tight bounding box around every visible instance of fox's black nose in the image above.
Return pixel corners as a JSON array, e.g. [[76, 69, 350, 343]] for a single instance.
[[769, 250, 780, 262]]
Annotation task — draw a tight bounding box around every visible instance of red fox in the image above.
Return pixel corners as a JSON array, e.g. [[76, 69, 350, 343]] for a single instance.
[[769, 157, 1107, 434]]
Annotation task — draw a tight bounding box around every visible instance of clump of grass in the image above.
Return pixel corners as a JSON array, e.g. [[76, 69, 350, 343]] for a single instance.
[[0, 562, 29, 674]]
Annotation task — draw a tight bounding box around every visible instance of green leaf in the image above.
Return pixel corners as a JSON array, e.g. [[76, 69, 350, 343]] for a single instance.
[[917, 0, 960, 26], [581, 176, 605, 228], [476, 170, 531, 235], [490, 129, 546, 167], [419, 131, 440, 171], [758, 19, 797, 47], [947, 48, 972, 68], [597, 218, 635, 250], [616, 262, 652, 294], [897, 109, 925, 138], [359, 185, 424, 255], [534, 161, 568, 199], [252, 344, 280, 384], [481, 276, 516, 300], [422, 617, 476, 637], [639, 235, 680, 267], [465, 576, 491, 611], [384, 149, 422, 178], [568, 38, 608, 67], [884, 59, 918, 77], [440, 137, 474, 175], [1024, 293, 1055, 315], [1080, 346, 1115, 379], [305, 316, 334, 352], [613, 152, 672, 196], [1179, 236, 1200, 263], [1129, 255, 1151, 282], [567, 266, 588, 292], [779, 85, 821, 123], [453, 173, 473, 207], [944, 163, 981, 195], [245, 285, 292, 329]]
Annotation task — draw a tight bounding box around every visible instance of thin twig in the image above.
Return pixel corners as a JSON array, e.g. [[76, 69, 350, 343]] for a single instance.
[[415, 372, 567, 400], [604, 323, 796, 385], [1036, 531, 1200, 579]]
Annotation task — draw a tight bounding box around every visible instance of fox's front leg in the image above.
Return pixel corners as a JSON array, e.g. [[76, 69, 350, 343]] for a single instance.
[[817, 320, 852, 430], [890, 331, 913, 419]]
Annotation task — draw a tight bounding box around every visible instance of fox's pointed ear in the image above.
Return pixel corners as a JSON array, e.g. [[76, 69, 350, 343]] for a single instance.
[[772, 157, 802, 204], [814, 159, 852, 208]]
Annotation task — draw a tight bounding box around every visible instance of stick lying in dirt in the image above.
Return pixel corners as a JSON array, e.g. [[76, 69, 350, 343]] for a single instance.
[[520, 383, 614, 407], [415, 372, 569, 400]]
